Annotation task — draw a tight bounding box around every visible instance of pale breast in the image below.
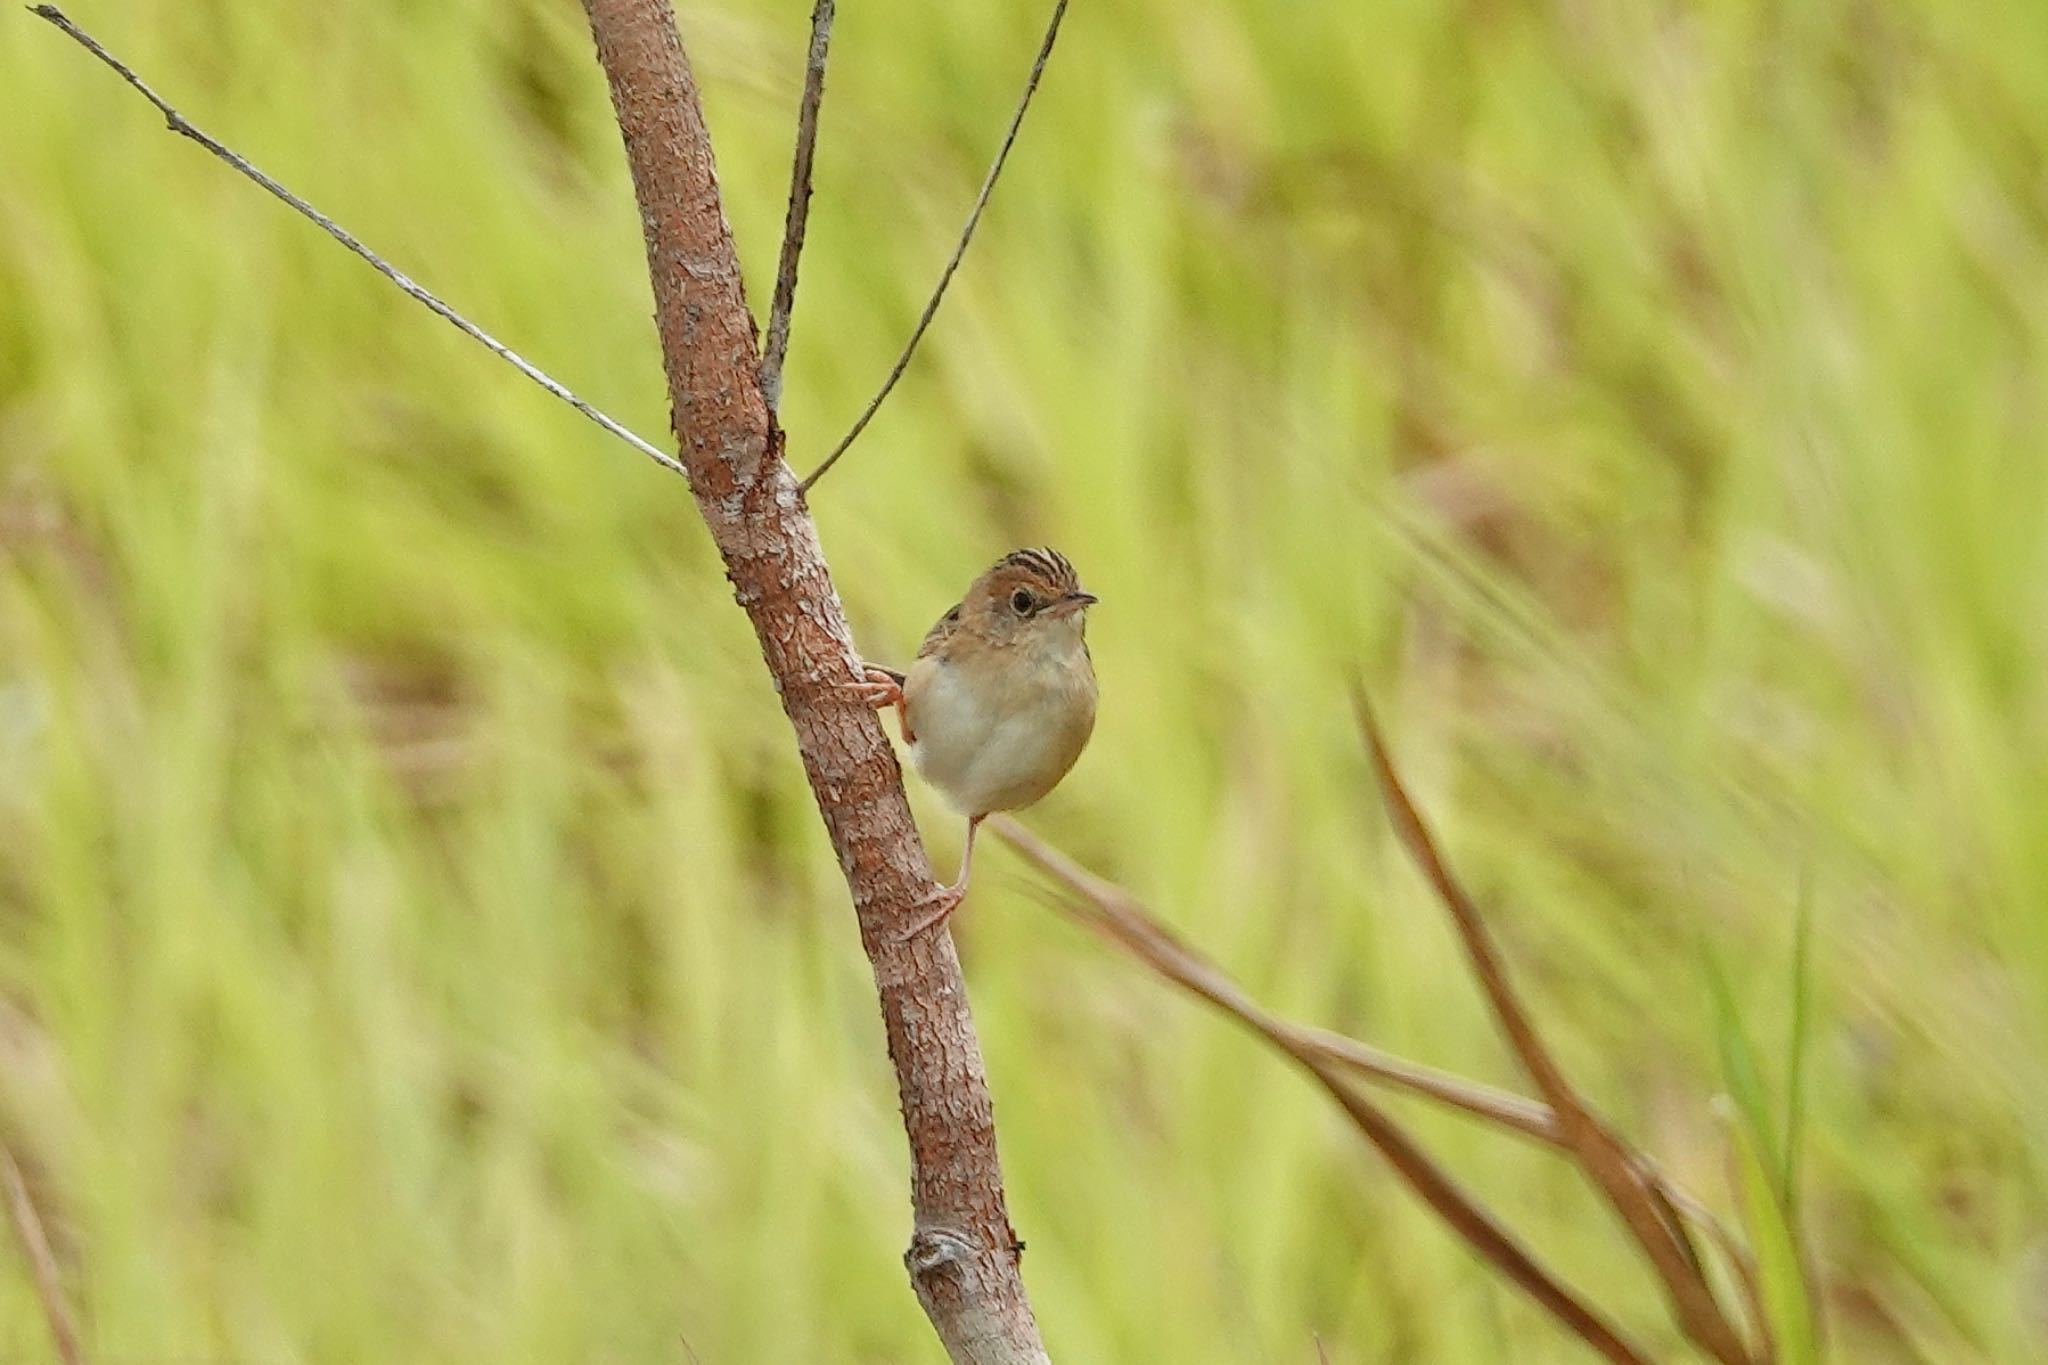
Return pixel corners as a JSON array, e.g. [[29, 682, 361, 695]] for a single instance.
[[903, 649, 1097, 817]]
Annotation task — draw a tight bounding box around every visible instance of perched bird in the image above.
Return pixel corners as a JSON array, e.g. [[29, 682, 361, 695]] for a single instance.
[[852, 548, 1099, 938]]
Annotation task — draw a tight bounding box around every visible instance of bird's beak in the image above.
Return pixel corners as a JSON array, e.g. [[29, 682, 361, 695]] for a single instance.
[[1048, 590, 1098, 617]]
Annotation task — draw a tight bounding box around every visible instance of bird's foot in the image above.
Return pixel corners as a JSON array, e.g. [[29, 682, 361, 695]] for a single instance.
[[842, 663, 904, 711], [896, 881, 968, 942]]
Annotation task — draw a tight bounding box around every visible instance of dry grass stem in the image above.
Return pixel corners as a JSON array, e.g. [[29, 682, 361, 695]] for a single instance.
[[2, 1141, 85, 1365], [1355, 694, 1758, 1363], [996, 794, 1775, 1361], [994, 817, 1650, 1363]]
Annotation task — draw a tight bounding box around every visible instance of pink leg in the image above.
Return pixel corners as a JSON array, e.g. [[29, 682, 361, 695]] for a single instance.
[[899, 814, 983, 940]]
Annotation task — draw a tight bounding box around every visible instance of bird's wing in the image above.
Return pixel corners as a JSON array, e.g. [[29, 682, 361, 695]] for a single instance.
[[915, 602, 964, 660]]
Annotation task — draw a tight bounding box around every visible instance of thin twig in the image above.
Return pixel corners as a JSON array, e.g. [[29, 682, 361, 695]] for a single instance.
[[796, 0, 1072, 493], [30, 4, 685, 482], [760, 0, 835, 411], [1355, 694, 1755, 1363], [2, 1141, 86, 1365]]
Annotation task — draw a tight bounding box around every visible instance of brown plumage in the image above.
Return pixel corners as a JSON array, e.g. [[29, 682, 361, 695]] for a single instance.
[[851, 547, 1100, 938]]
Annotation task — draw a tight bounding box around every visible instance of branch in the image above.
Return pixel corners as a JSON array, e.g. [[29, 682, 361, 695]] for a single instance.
[[759, 0, 835, 411], [28, 4, 684, 482], [796, 0, 1072, 494], [2, 1141, 85, 1365], [575, 2, 1046, 1360], [1355, 695, 1756, 1363]]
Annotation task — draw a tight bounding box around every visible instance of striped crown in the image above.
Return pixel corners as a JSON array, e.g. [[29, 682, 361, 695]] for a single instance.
[[990, 546, 1081, 595]]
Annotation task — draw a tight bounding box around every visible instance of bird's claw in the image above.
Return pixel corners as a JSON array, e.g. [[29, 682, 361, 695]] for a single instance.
[[847, 680, 900, 707], [842, 664, 904, 710], [896, 883, 968, 942]]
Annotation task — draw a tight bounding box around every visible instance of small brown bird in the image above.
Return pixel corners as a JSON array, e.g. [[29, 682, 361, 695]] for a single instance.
[[852, 548, 1099, 937]]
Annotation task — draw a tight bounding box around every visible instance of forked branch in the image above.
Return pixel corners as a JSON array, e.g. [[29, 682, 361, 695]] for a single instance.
[[577, 1, 1047, 1359]]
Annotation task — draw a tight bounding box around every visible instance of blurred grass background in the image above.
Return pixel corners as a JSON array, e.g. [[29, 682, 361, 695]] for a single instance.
[[3, 0, 2046, 1359]]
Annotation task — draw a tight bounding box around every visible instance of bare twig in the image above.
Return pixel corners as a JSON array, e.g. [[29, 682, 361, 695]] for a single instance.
[[2, 1141, 85, 1365], [577, 1, 1046, 1359], [796, 0, 1072, 494], [1355, 695, 1755, 1363], [29, 4, 684, 482], [760, 0, 835, 411]]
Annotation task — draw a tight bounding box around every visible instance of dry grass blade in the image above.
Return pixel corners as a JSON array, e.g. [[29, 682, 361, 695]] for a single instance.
[[998, 815, 1767, 1344], [1300, 1061, 1651, 1365], [2, 1141, 86, 1365], [1294, 1026, 1558, 1143], [993, 818, 1650, 1364], [1354, 692, 1755, 1363], [995, 819, 1560, 1143]]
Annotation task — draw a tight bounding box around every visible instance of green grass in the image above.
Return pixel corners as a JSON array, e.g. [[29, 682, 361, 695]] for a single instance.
[[4, 0, 2047, 1359]]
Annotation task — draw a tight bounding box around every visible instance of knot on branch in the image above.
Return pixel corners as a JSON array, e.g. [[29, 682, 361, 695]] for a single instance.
[[904, 1224, 979, 1285]]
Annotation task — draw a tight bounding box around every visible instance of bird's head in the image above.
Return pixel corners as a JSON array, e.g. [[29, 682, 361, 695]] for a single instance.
[[961, 546, 1097, 651]]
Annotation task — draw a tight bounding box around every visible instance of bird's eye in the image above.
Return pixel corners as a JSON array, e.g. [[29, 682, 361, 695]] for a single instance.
[[1010, 589, 1035, 615]]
